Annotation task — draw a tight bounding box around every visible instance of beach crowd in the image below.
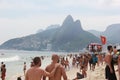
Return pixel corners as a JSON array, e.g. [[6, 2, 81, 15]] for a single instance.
[[1, 45, 120, 80]]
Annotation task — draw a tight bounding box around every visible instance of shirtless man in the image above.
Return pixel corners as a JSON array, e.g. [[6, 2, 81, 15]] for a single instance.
[[104, 45, 117, 80], [25, 57, 59, 80], [43, 54, 67, 80]]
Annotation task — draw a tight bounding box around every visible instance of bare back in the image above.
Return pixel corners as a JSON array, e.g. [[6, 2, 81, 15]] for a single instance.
[[46, 64, 67, 80], [25, 67, 46, 80]]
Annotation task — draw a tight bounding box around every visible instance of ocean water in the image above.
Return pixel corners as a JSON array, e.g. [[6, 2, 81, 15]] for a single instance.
[[0, 50, 69, 80]]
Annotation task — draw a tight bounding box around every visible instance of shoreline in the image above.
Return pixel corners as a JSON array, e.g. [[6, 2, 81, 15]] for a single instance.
[[0, 50, 119, 80], [11, 60, 119, 80]]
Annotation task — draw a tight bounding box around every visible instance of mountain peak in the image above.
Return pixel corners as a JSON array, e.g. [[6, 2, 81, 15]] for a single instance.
[[66, 15, 73, 20], [106, 24, 120, 29], [75, 20, 81, 25], [62, 15, 74, 26], [61, 15, 83, 32], [105, 23, 120, 32], [74, 20, 83, 31]]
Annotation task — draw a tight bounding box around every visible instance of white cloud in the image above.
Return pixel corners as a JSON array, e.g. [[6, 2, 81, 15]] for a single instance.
[[0, 0, 48, 10], [110, 0, 120, 7], [78, 15, 120, 31], [0, 0, 120, 15], [54, 0, 120, 10]]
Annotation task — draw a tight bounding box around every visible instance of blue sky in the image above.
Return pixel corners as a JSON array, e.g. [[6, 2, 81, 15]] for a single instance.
[[0, 0, 120, 44]]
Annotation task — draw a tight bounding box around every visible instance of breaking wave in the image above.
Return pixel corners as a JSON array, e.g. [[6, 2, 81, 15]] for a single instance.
[[0, 55, 20, 62]]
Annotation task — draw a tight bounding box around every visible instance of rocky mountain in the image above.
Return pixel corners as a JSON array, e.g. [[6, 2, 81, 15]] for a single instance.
[[88, 24, 120, 44], [88, 30, 102, 37], [104, 24, 120, 43], [51, 15, 100, 51], [37, 29, 43, 33], [46, 24, 60, 30], [0, 15, 100, 52]]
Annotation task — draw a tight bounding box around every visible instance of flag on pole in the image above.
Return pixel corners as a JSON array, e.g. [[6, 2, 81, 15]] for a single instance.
[[100, 35, 106, 45]]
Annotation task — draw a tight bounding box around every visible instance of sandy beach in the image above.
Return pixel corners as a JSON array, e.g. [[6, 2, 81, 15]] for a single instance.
[[11, 58, 119, 80], [66, 64, 119, 80]]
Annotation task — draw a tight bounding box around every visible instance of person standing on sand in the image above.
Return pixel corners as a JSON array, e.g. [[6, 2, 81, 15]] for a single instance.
[[1, 62, 4, 72], [1, 64, 6, 80], [88, 54, 92, 70], [61, 57, 65, 67], [25, 57, 60, 80], [43, 54, 67, 80], [72, 57, 76, 67], [23, 62, 26, 76], [65, 57, 70, 70], [91, 54, 98, 71], [105, 45, 117, 80]]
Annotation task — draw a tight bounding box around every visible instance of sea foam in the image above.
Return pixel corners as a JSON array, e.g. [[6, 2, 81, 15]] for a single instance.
[[0, 55, 20, 62]]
